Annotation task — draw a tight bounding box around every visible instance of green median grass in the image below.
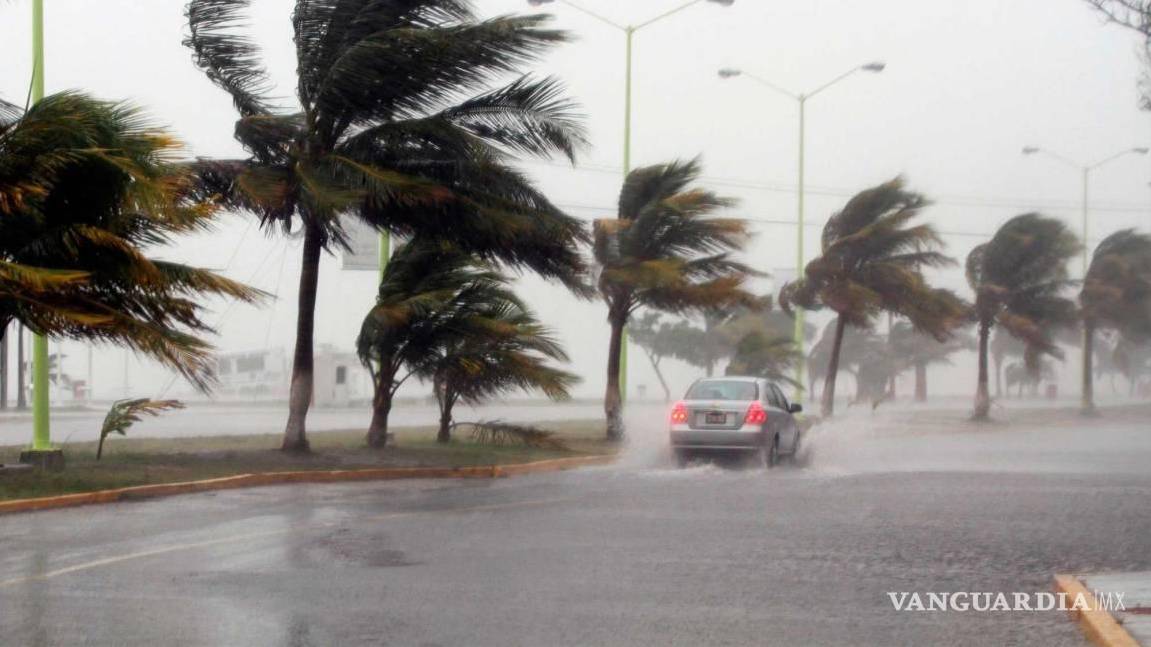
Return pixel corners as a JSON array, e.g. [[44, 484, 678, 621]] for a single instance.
[[0, 419, 615, 502]]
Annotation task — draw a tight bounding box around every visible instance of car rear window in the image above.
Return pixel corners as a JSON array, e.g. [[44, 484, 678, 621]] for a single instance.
[[686, 380, 758, 401]]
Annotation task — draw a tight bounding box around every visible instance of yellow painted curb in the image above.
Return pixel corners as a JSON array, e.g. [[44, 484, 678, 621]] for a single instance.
[[0, 454, 616, 516], [1055, 575, 1141, 647]]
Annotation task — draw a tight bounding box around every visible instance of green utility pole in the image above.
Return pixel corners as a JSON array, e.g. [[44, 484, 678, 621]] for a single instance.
[[30, 0, 52, 453], [793, 97, 807, 403], [618, 27, 634, 404], [533, 1, 734, 409], [717, 62, 884, 405], [21, 0, 61, 469]]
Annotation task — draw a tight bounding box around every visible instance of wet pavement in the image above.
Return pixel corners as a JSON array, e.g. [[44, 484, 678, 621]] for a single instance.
[[1, 407, 1150, 645]]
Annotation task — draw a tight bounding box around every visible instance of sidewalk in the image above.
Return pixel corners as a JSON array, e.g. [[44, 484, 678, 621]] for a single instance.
[[1079, 571, 1151, 646]]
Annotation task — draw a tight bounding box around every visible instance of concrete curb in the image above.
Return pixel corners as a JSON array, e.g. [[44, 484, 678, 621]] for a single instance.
[[1055, 575, 1142, 647], [0, 454, 615, 516]]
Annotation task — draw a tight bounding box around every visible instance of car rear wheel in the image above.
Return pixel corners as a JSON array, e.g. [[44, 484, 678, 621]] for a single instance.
[[672, 448, 690, 468], [759, 435, 779, 469]]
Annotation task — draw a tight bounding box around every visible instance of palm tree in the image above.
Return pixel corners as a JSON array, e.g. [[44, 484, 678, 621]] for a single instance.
[[1080, 229, 1151, 414], [967, 213, 1079, 420], [594, 159, 758, 440], [356, 239, 506, 448], [781, 177, 966, 417], [185, 0, 589, 451], [424, 288, 577, 444], [0, 92, 262, 387]]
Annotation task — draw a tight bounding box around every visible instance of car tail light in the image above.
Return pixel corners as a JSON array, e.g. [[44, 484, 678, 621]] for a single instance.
[[745, 402, 767, 425], [670, 401, 688, 424]]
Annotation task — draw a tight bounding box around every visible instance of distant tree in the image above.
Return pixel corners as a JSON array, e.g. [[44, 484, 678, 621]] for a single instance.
[[1079, 229, 1151, 414], [1115, 337, 1151, 394], [967, 214, 1079, 420], [806, 320, 875, 402], [1084, 1, 1151, 110], [889, 320, 976, 402], [186, 0, 590, 452], [990, 329, 1026, 399], [0, 92, 263, 387], [627, 312, 680, 402], [725, 331, 799, 386], [594, 159, 758, 440], [781, 177, 967, 417]]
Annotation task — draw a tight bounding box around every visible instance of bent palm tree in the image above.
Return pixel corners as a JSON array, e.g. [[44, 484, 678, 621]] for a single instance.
[[967, 213, 1079, 420], [594, 159, 758, 440], [356, 239, 506, 448], [781, 177, 966, 417], [1080, 229, 1151, 414], [0, 92, 262, 387], [425, 290, 577, 443], [186, 0, 589, 451]]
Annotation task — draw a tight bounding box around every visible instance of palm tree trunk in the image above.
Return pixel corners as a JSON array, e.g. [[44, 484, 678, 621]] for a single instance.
[[282, 226, 322, 452], [366, 378, 393, 448], [914, 360, 927, 402], [604, 314, 626, 441], [437, 388, 456, 444], [821, 315, 847, 417], [973, 320, 992, 421], [994, 352, 1003, 399], [1082, 320, 1097, 416]]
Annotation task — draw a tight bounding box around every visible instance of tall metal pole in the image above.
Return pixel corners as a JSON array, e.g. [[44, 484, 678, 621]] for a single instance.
[[31, 0, 52, 452], [378, 231, 390, 284], [1081, 167, 1092, 412], [793, 97, 807, 403], [618, 27, 634, 405], [1081, 168, 1090, 277]]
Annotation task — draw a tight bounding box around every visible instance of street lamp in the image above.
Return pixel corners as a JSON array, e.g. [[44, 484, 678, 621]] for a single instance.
[[1022, 144, 1148, 413], [532, 0, 735, 404], [1021, 145, 1148, 275], [718, 61, 885, 403]]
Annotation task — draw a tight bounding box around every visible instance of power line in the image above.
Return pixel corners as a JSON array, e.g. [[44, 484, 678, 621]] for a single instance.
[[527, 160, 1151, 215]]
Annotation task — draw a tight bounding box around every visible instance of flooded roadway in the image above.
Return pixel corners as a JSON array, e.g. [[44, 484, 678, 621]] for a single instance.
[[1, 403, 1150, 645]]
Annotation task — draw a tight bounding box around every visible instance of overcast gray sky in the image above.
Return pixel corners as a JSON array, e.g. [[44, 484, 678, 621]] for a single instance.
[[3, 0, 1149, 401]]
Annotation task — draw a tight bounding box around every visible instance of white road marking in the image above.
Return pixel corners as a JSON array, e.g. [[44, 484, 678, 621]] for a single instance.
[[0, 495, 580, 588]]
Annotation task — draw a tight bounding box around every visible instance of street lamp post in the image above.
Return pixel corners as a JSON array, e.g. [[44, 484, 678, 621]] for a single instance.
[[1022, 144, 1148, 413], [20, 0, 63, 469], [529, 0, 734, 405], [718, 62, 885, 403]]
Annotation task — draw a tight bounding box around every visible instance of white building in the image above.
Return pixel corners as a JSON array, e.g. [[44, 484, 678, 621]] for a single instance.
[[214, 345, 372, 406]]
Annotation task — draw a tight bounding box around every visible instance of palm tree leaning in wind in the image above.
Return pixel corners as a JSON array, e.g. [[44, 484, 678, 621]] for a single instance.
[[423, 281, 578, 444], [0, 92, 262, 388], [967, 213, 1079, 421], [1079, 229, 1151, 415], [594, 159, 758, 441], [781, 177, 967, 418], [185, 0, 590, 451]]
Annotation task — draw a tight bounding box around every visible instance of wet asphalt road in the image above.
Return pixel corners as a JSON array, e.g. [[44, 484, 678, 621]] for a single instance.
[[2, 409, 1151, 646]]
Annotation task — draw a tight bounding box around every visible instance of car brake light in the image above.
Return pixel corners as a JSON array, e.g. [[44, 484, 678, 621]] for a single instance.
[[670, 401, 688, 424], [745, 402, 767, 424]]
